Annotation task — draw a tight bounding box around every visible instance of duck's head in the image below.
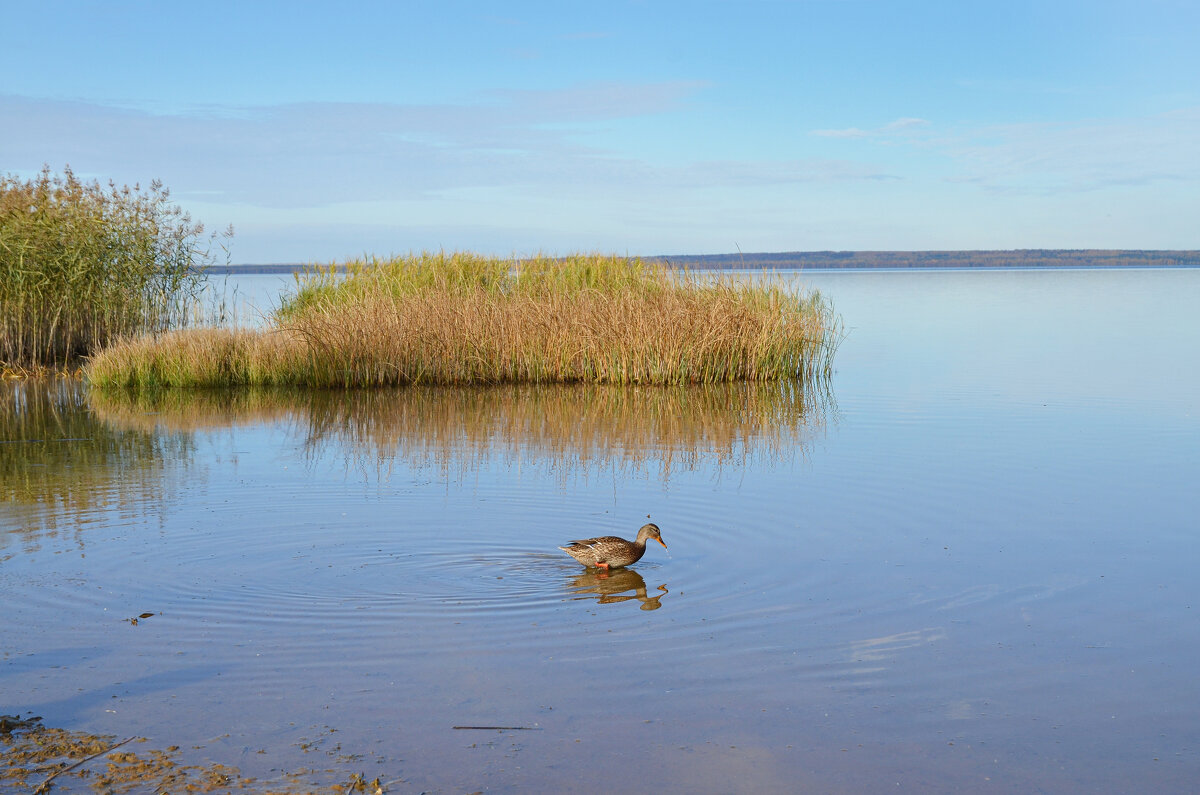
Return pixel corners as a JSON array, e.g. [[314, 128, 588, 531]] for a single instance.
[[637, 523, 667, 549]]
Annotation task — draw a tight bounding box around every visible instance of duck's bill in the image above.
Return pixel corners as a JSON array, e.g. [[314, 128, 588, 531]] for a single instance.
[[657, 539, 668, 549]]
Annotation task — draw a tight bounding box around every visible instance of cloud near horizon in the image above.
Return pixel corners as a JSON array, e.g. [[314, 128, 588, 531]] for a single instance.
[[811, 109, 1200, 195], [943, 108, 1200, 194], [0, 85, 889, 211]]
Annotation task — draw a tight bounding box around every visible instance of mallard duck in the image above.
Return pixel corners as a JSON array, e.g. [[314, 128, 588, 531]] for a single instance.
[[559, 523, 667, 570]]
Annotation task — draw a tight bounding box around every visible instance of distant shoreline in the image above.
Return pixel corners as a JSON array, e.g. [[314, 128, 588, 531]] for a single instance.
[[208, 249, 1200, 274]]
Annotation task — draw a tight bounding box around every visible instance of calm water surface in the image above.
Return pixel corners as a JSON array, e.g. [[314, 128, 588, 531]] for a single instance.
[[3, 268, 1198, 793]]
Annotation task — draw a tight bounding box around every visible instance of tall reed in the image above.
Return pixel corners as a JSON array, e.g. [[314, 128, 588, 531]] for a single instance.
[[0, 166, 229, 370], [86, 252, 840, 388]]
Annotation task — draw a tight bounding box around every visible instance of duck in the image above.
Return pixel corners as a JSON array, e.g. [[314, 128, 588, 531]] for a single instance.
[[559, 523, 667, 570]]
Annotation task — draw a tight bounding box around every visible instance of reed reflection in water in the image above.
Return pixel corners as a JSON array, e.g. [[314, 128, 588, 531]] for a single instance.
[[88, 378, 832, 484], [0, 380, 193, 549]]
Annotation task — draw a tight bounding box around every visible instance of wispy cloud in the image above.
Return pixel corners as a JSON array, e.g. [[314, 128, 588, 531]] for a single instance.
[[0, 86, 698, 207], [1, 84, 888, 211], [490, 80, 706, 122], [670, 159, 899, 186], [811, 117, 931, 139], [884, 117, 931, 132], [810, 108, 1200, 195], [941, 107, 1200, 194]]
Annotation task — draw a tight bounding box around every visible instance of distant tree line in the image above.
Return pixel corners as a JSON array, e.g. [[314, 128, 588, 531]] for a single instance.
[[647, 249, 1200, 270], [210, 249, 1200, 274], [208, 262, 311, 274]]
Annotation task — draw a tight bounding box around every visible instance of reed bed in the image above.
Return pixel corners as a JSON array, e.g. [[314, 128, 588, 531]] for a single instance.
[[86, 252, 840, 388], [0, 166, 228, 370]]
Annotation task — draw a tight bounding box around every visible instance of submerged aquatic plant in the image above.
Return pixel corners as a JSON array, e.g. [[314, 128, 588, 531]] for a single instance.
[[86, 252, 840, 388], [0, 714, 382, 794]]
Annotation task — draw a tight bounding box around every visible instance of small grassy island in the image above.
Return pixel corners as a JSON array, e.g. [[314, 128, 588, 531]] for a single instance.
[[84, 252, 841, 388]]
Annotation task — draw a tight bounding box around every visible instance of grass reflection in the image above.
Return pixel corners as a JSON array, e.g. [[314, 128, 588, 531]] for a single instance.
[[0, 380, 193, 548], [89, 379, 833, 482]]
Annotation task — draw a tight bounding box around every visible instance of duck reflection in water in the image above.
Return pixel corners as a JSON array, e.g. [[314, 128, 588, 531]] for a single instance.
[[566, 568, 668, 611]]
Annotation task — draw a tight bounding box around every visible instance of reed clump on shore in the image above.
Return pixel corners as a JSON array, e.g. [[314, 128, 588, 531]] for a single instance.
[[0, 166, 229, 371], [86, 252, 840, 388]]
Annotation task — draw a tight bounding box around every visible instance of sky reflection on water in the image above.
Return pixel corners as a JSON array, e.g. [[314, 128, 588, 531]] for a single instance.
[[2, 268, 1198, 793]]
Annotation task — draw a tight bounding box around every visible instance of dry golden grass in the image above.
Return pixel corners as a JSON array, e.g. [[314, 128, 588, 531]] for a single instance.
[[85, 252, 839, 388], [85, 326, 307, 387]]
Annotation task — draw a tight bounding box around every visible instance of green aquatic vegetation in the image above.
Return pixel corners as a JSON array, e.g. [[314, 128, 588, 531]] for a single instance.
[[0, 715, 387, 794], [0, 166, 230, 369], [86, 252, 841, 387]]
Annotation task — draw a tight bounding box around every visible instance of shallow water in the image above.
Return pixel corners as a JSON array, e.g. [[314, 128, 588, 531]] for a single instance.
[[3, 268, 1199, 792]]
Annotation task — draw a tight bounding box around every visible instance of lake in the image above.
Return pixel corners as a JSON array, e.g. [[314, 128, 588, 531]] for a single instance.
[[3, 267, 1198, 793]]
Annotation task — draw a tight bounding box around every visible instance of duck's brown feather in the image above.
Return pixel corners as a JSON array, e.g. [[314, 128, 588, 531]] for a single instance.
[[559, 524, 665, 568]]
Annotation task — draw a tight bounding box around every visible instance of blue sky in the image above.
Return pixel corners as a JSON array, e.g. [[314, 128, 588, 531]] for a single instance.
[[3, 1, 1197, 262]]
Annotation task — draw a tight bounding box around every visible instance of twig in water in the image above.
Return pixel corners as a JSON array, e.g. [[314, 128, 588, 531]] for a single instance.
[[33, 735, 136, 794]]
